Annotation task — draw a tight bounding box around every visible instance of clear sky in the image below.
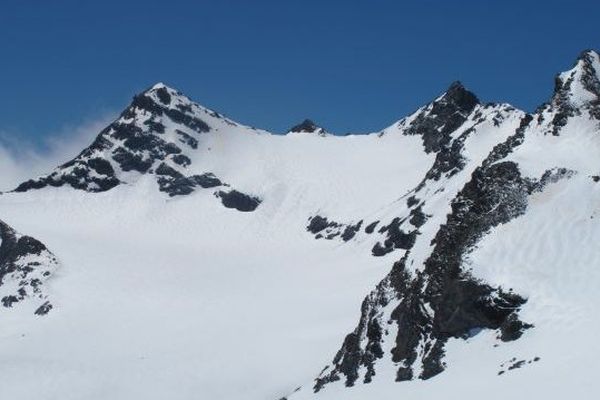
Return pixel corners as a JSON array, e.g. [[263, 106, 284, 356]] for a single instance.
[[1, 0, 599, 143]]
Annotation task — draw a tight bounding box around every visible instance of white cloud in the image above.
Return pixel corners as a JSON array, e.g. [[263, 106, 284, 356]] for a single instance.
[[0, 113, 116, 192]]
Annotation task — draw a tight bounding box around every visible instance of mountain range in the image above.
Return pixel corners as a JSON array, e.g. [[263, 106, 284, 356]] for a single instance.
[[1, 50, 599, 400]]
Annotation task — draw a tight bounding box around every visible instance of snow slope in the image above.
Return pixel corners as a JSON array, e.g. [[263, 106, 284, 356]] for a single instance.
[[0, 50, 599, 400]]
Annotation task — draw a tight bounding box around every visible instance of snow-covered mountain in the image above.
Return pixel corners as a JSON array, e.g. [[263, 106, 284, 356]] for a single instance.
[[15, 83, 264, 210], [0, 50, 599, 400]]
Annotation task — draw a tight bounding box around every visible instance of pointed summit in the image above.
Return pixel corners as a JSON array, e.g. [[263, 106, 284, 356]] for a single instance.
[[550, 49, 600, 110], [143, 82, 175, 105], [145, 82, 183, 94], [150, 82, 169, 90], [14, 83, 217, 194], [439, 81, 480, 112], [133, 82, 191, 108], [289, 119, 319, 133], [403, 81, 480, 153], [288, 119, 328, 136], [143, 82, 193, 105], [13, 81, 263, 207]]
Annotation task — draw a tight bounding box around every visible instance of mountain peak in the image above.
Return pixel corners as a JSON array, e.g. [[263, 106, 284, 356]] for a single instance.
[[150, 82, 169, 90], [145, 82, 182, 94], [14, 82, 220, 194], [399, 80, 480, 153], [288, 119, 328, 136], [440, 80, 479, 110], [550, 49, 600, 111], [136, 82, 188, 107], [290, 119, 318, 133], [446, 80, 466, 91]]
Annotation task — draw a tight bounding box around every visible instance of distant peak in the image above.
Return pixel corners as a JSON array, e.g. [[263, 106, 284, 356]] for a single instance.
[[290, 119, 318, 133], [288, 119, 328, 136], [550, 49, 600, 111], [440, 80, 479, 110]]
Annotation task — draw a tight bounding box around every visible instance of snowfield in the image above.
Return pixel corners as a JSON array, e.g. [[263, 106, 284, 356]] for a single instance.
[[1, 50, 599, 400], [0, 123, 434, 399], [0, 186, 389, 400]]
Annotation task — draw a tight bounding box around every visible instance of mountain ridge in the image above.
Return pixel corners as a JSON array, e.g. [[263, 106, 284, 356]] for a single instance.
[[10, 77, 520, 198]]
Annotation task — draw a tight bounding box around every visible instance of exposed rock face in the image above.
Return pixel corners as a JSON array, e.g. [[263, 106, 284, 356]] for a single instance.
[[216, 190, 262, 212], [404, 81, 479, 153], [155, 163, 224, 197], [0, 220, 58, 315], [306, 216, 363, 241]]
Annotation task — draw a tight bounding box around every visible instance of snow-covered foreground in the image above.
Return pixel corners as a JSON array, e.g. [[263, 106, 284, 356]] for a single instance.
[[0, 183, 390, 400], [1, 50, 600, 400]]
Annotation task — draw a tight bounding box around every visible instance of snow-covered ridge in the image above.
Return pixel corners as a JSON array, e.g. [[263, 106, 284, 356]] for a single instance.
[[10, 79, 516, 215]]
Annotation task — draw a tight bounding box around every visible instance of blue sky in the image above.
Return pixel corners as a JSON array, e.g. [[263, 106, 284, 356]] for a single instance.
[[1, 0, 599, 144]]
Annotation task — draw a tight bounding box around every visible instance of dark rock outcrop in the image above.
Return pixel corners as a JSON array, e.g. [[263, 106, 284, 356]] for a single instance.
[[371, 218, 416, 256], [0, 220, 58, 315], [216, 190, 262, 212], [306, 216, 362, 241]]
